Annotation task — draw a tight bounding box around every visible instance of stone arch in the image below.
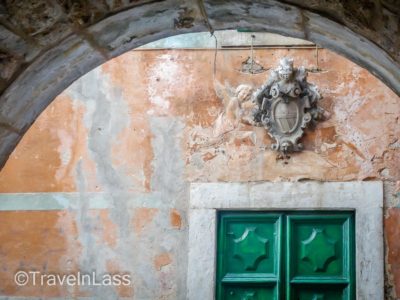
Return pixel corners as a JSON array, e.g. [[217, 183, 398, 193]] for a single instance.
[[0, 0, 399, 169]]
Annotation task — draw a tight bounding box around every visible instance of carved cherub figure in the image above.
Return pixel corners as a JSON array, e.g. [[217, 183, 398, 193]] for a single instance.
[[232, 84, 256, 125], [213, 81, 256, 136]]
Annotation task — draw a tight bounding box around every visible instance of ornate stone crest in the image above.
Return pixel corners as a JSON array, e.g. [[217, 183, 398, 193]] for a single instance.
[[253, 57, 323, 154]]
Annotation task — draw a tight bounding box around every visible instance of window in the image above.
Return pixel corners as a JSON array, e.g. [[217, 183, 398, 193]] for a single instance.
[[216, 211, 355, 300]]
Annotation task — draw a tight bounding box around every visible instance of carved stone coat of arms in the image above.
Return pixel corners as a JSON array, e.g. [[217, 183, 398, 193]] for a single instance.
[[253, 57, 324, 154]]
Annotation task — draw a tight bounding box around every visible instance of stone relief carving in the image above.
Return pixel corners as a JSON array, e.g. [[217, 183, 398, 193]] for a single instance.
[[213, 82, 255, 137], [253, 57, 324, 154], [211, 58, 324, 156]]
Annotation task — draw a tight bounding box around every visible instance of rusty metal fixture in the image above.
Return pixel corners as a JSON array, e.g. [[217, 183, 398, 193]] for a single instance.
[[240, 34, 267, 74], [253, 57, 324, 154]]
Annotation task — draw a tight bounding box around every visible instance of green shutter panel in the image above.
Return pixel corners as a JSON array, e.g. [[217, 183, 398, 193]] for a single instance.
[[216, 213, 283, 300], [216, 212, 355, 300], [286, 214, 355, 300]]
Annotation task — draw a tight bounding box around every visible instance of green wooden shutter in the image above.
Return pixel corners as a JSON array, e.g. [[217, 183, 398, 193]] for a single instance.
[[286, 214, 355, 299], [216, 212, 355, 300], [216, 213, 283, 299]]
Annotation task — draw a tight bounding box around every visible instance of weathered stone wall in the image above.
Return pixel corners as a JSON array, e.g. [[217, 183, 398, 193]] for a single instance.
[[0, 0, 399, 178], [0, 0, 398, 97], [0, 47, 399, 299]]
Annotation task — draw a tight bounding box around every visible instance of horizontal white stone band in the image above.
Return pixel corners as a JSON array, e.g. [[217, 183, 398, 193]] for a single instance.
[[0, 191, 180, 211]]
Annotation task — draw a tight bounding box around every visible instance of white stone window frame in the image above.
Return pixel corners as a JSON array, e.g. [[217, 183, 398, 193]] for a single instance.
[[187, 181, 383, 300]]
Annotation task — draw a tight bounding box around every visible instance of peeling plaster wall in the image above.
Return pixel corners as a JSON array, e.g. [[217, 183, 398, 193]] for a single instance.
[[0, 47, 399, 299]]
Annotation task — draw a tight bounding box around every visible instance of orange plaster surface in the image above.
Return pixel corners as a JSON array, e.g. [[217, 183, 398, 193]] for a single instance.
[[0, 211, 81, 297], [0, 48, 398, 299], [0, 49, 398, 191], [132, 208, 158, 235], [170, 209, 182, 229]]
